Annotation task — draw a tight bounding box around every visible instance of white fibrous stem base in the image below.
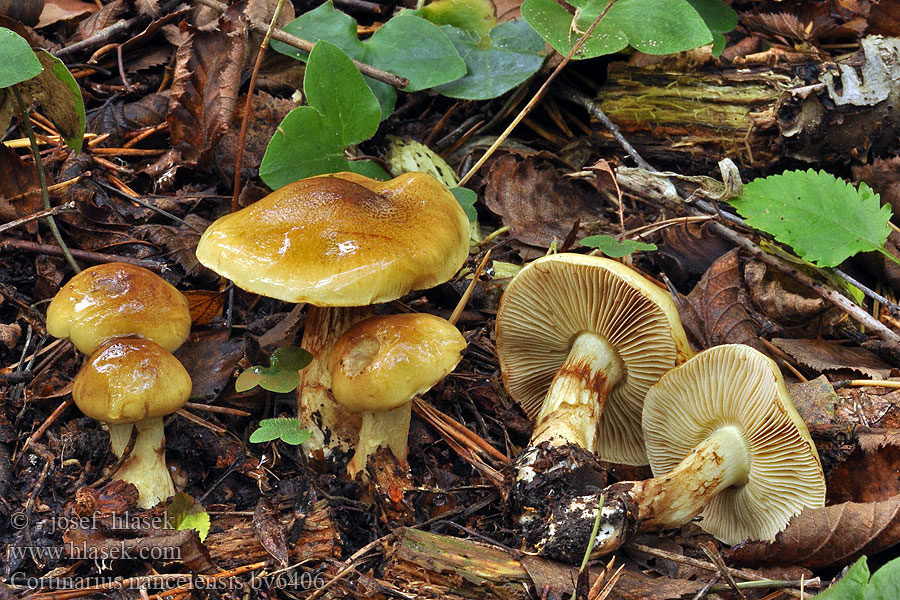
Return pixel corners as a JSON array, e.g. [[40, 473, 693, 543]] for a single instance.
[[633, 425, 750, 529], [297, 305, 371, 455], [107, 417, 175, 509], [346, 402, 412, 478], [530, 332, 622, 450]]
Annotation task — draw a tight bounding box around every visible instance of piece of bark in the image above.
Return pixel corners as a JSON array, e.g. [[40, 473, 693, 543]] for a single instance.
[[205, 500, 339, 568]]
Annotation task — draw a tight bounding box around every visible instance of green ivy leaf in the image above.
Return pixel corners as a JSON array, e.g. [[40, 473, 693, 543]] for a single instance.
[[235, 346, 313, 393], [729, 169, 894, 268], [685, 0, 737, 56], [0, 28, 42, 88], [167, 492, 210, 542], [580, 234, 657, 257], [435, 20, 547, 100], [272, 2, 466, 119], [249, 417, 312, 445], [260, 41, 385, 189], [521, 0, 713, 60]]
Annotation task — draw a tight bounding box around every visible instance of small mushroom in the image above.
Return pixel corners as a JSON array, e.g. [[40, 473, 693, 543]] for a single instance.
[[73, 337, 192, 508], [46, 262, 191, 355], [538, 344, 826, 563], [496, 253, 692, 467], [327, 313, 466, 476], [195, 172, 469, 454]]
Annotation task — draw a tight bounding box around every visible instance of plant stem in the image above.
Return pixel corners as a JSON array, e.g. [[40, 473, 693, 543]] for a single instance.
[[232, 0, 287, 212], [12, 87, 81, 273]]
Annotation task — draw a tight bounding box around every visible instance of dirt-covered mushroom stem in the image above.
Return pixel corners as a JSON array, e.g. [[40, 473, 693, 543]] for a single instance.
[[534, 345, 826, 563]]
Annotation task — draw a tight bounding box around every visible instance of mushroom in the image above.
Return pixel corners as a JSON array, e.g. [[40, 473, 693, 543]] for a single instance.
[[537, 344, 826, 563], [194, 172, 469, 454], [327, 313, 466, 476], [495, 253, 692, 467], [73, 337, 192, 508], [46, 262, 191, 355]]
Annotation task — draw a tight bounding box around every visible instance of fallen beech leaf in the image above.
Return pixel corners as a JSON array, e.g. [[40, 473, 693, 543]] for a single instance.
[[70, 0, 126, 43], [679, 249, 764, 350], [727, 493, 900, 569], [655, 220, 733, 288], [0, 146, 41, 229], [773, 338, 892, 379], [37, 0, 98, 28], [182, 290, 225, 325], [786, 376, 837, 425], [174, 329, 244, 400]]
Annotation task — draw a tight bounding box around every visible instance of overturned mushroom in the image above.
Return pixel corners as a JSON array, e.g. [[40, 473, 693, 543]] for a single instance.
[[195, 172, 469, 455], [73, 337, 192, 508], [496, 253, 692, 467], [327, 313, 466, 476], [537, 344, 826, 563]]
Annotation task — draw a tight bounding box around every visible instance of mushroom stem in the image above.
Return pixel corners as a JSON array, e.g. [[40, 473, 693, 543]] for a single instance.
[[630, 425, 750, 529], [531, 332, 622, 449], [107, 417, 176, 509], [347, 402, 412, 477], [297, 305, 370, 454]]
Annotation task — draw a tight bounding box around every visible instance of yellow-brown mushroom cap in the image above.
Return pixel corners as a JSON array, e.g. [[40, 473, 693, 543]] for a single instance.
[[195, 172, 470, 306], [642, 344, 826, 545], [73, 337, 192, 425], [47, 262, 191, 355], [328, 313, 466, 412], [495, 253, 692, 465]]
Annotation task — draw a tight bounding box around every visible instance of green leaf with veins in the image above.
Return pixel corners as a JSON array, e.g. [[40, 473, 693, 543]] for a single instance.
[[580, 234, 657, 257], [729, 169, 894, 268], [259, 41, 385, 189], [235, 346, 313, 394], [521, 0, 713, 60], [249, 418, 312, 445]]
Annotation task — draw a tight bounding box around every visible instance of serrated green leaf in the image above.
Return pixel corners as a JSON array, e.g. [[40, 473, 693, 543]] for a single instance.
[[418, 0, 496, 41], [272, 2, 466, 118], [522, 0, 712, 60], [249, 418, 312, 446], [167, 492, 210, 542], [730, 169, 893, 268], [451, 187, 477, 222], [580, 234, 657, 257], [0, 28, 42, 88], [865, 556, 900, 600], [435, 20, 547, 100], [260, 41, 385, 189]]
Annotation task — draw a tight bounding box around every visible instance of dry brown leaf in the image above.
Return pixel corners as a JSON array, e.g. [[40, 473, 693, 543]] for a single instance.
[[253, 498, 289, 568], [744, 261, 830, 327], [867, 0, 900, 36], [727, 493, 900, 569], [37, 0, 97, 27], [182, 290, 225, 326], [168, 15, 248, 168], [133, 223, 204, 278], [0, 146, 41, 229], [69, 0, 126, 43], [773, 338, 893, 379], [482, 153, 610, 257], [174, 329, 244, 400], [679, 249, 764, 350], [828, 444, 900, 504], [786, 376, 838, 426], [0, 0, 44, 25], [655, 220, 734, 289]]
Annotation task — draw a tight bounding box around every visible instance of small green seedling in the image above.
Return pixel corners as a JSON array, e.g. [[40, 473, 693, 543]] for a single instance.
[[729, 169, 897, 268], [235, 346, 313, 394], [580, 234, 657, 257], [0, 27, 85, 153], [167, 492, 210, 541], [249, 418, 312, 446]]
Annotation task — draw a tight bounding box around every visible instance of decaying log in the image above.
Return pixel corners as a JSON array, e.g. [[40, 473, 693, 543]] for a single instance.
[[205, 500, 340, 567], [592, 37, 900, 170]]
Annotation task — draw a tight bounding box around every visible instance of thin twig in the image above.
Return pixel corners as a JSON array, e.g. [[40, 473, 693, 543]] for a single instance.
[[458, 0, 619, 186], [192, 0, 408, 89], [13, 88, 81, 273], [233, 0, 287, 212], [0, 202, 75, 235], [95, 180, 202, 233], [449, 250, 491, 325], [0, 238, 166, 271]]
